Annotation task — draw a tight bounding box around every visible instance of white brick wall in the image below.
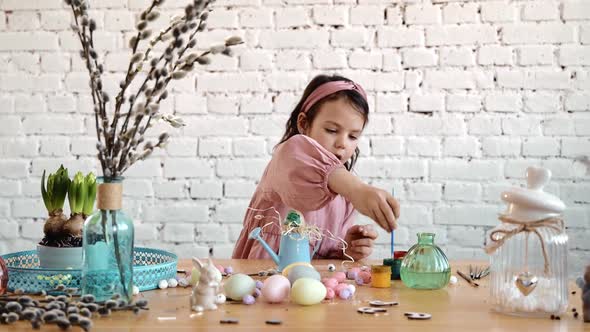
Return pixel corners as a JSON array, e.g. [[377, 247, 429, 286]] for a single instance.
[[0, 0, 588, 277]]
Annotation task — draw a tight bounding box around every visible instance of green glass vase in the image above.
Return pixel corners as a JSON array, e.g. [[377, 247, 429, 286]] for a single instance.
[[400, 233, 450, 290], [81, 177, 134, 302]]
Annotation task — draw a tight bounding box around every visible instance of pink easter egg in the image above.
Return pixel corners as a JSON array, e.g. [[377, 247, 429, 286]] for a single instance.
[[216, 264, 225, 273], [323, 278, 338, 290], [325, 288, 335, 300], [359, 271, 371, 284], [335, 283, 349, 293], [333, 272, 346, 283], [261, 275, 291, 303]]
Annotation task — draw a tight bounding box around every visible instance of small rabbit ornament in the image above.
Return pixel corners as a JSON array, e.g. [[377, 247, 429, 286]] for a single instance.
[[190, 257, 226, 312]]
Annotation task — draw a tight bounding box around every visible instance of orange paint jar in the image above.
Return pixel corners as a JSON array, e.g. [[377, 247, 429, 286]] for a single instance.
[[371, 265, 391, 288]]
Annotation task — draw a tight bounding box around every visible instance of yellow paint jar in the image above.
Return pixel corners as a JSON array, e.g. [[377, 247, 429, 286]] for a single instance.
[[371, 265, 391, 288]]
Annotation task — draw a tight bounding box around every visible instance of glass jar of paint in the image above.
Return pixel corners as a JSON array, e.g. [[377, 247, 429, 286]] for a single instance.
[[383, 250, 407, 280], [487, 167, 568, 317], [371, 265, 391, 288]]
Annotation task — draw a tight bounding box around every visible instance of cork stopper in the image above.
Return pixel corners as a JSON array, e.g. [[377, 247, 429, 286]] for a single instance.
[[97, 182, 123, 210]]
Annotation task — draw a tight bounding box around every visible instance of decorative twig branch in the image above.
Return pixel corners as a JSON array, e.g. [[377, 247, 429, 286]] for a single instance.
[[65, 0, 244, 178]]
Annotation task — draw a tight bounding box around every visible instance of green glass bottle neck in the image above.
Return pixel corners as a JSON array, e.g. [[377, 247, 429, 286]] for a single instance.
[[417, 233, 435, 245]]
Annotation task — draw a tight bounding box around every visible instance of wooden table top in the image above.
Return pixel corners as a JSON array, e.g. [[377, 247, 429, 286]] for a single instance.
[[7, 259, 588, 331]]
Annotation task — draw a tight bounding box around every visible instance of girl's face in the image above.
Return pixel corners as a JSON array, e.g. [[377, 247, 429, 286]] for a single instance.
[[297, 97, 365, 164]]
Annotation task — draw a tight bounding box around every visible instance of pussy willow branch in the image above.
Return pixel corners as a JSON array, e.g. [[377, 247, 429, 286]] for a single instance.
[[111, 0, 160, 147], [70, 2, 106, 174], [66, 0, 241, 178], [117, 14, 210, 173]]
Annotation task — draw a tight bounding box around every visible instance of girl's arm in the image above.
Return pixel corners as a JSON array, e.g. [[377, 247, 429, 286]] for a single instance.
[[328, 168, 399, 232], [268, 135, 344, 211]]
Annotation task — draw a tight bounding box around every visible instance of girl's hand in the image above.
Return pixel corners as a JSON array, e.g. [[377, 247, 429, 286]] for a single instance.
[[348, 184, 400, 232], [344, 224, 377, 261], [327, 168, 400, 232]]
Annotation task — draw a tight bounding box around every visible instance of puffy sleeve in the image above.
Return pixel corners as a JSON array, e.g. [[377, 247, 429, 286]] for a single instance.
[[266, 135, 344, 212], [316, 201, 357, 259]]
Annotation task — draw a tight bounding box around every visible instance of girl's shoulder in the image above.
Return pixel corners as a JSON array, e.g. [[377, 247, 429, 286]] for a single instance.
[[277, 134, 329, 155]]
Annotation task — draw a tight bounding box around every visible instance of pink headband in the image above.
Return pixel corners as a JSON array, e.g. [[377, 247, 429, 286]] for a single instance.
[[301, 80, 368, 114]]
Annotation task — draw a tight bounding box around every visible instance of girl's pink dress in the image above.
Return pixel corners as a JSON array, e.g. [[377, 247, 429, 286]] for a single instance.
[[232, 134, 356, 259]]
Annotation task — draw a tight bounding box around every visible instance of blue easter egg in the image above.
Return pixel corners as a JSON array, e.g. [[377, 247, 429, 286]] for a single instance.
[[287, 265, 320, 285]]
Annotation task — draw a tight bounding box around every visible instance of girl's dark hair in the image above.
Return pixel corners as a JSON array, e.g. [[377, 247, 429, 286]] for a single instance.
[[278, 74, 369, 171]]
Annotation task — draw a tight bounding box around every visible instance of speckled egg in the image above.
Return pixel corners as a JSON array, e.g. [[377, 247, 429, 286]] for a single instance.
[[291, 278, 327, 306], [347, 284, 356, 295], [287, 265, 321, 285], [358, 271, 371, 284], [261, 274, 291, 303], [224, 274, 256, 300], [347, 268, 360, 280]]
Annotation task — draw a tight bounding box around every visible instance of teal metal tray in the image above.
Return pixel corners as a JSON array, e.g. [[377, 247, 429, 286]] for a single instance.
[[2, 247, 178, 293]]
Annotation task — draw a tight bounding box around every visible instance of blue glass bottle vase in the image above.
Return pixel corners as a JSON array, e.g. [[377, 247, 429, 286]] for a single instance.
[[81, 177, 134, 302]]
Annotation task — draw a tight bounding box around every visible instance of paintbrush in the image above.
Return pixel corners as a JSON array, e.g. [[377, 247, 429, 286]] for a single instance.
[[457, 270, 479, 287]]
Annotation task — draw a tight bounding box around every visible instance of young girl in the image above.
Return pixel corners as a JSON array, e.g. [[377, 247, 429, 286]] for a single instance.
[[232, 74, 400, 261]]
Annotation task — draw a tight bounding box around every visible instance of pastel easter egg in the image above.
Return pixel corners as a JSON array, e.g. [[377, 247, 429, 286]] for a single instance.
[[281, 262, 314, 277], [167, 278, 178, 288], [261, 274, 291, 303], [287, 265, 321, 285], [323, 278, 338, 290], [338, 288, 351, 300], [335, 283, 349, 293], [333, 272, 346, 283], [216, 264, 225, 273], [325, 288, 335, 300], [347, 268, 360, 280], [243, 294, 256, 305], [158, 279, 168, 289], [224, 274, 256, 300], [347, 284, 356, 295], [291, 278, 327, 306], [359, 271, 371, 284]]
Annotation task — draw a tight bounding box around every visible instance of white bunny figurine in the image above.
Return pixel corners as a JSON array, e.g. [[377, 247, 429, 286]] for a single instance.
[[190, 257, 225, 312]]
